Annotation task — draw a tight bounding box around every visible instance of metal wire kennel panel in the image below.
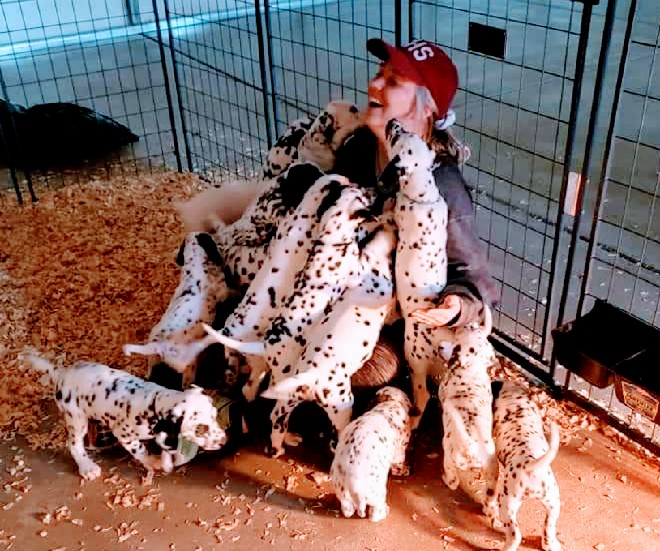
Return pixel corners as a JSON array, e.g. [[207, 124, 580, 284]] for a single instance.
[[160, 0, 275, 178], [408, 0, 616, 378], [553, 0, 660, 451], [0, 0, 183, 203], [160, 0, 400, 180]]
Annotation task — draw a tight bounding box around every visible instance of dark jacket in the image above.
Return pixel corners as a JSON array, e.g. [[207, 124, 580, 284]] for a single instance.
[[333, 126, 499, 326]]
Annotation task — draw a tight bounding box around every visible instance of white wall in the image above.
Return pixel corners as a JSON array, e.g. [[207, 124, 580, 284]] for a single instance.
[[0, 0, 128, 47]]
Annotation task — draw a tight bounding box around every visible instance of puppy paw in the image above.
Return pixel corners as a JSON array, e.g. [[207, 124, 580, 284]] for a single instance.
[[442, 472, 459, 490], [391, 462, 411, 477], [542, 538, 561, 551], [266, 444, 284, 458], [369, 503, 389, 523], [78, 461, 102, 481], [283, 433, 303, 447]]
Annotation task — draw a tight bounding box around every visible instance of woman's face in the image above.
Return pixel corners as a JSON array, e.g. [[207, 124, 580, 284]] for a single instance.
[[365, 62, 424, 143]]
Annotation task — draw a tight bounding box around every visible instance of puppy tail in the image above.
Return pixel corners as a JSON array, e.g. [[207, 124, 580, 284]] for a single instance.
[[123, 336, 217, 372], [527, 422, 561, 475], [202, 323, 265, 356], [260, 369, 321, 401], [24, 353, 58, 386]]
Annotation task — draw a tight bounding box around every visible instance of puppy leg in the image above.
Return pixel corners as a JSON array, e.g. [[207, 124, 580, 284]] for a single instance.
[[323, 391, 353, 452], [442, 438, 460, 490], [368, 486, 390, 523], [541, 477, 562, 551], [337, 488, 357, 518], [242, 356, 268, 402], [499, 480, 524, 551], [64, 411, 102, 480], [391, 445, 411, 477], [120, 438, 167, 475], [268, 399, 298, 457], [404, 322, 434, 429]]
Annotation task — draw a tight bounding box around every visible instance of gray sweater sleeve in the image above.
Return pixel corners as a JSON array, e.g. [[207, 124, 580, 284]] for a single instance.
[[434, 165, 499, 326]]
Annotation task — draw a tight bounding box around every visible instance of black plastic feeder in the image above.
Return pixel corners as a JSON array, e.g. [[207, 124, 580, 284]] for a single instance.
[[552, 300, 660, 424]]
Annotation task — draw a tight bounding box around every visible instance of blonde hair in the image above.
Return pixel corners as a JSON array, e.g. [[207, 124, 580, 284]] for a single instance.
[[413, 85, 438, 141], [413, 84, 471, 165]]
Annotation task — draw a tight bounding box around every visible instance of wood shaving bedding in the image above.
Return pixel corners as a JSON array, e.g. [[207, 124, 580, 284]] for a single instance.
[[0, 169, 214, 449], [0, 168, 657, 471]]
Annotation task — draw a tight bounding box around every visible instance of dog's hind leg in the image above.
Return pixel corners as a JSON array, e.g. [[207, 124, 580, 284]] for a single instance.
[[541, 478, 562, 551], [268, 399, 299, 457], [499, 481, 524, 551]]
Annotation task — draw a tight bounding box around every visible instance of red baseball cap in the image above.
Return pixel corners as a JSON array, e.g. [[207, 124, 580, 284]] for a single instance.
[[367, 38, 459, 119]]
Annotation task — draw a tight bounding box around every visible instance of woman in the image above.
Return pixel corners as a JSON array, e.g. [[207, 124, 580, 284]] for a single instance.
[[333, 38, 498, 328]]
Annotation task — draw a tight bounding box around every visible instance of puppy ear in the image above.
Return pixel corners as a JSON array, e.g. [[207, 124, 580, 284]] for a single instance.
[[195, 233, 224, 266], [175, 239, 186, 266], [153, 415, 183, 450]]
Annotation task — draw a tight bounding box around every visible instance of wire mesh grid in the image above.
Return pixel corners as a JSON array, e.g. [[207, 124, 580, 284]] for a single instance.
[[0, 0, 179, 199], [266, 0, 395, 134], [411, 0, 586, 363], [162, 0, 272, 178], [560, 0, 660, 448]]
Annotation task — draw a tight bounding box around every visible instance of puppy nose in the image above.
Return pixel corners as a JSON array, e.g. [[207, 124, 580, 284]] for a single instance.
[[385, 119, 400, 140]]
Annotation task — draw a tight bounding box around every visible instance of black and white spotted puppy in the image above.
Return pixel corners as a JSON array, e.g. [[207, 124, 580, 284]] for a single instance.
[[330, 386, 412, 522], [206, 178, 374, 456], [260, 222, 397, 451], [378, 118, 448, 428], [489, 380, 562, 551], [205, 175, 357, 401], [27, 355, 227, 480], [263, 100, 362, 178], [208, 162, 325, 288], [123, 232, 233, 387], [438, 306, 498, 506]]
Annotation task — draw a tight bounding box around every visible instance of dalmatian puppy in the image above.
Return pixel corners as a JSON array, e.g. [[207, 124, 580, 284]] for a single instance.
[[438, 306, 498, 508], [205, 178, 375, 456], [263, 100, 362, 178], [330, 386, 412, 522], [377, 118, 448, 428], [123, 232, 234, 387], [263, 114, 314, 178], [207, 162, 325, 288], [489, 380, 562, 551], [260, 222, 396, 452], [26, 354, 227, 480], [204, 174, 356, 401]]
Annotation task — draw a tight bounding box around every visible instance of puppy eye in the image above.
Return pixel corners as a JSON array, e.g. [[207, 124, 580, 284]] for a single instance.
[[194, 424, 210, 437]]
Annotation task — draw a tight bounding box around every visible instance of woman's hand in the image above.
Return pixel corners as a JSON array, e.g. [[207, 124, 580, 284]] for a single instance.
[[410, 294, 461, 327]]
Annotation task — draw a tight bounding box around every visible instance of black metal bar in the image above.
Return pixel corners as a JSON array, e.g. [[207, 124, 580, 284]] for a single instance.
[[150, 0, 183, 173], [540, 2, 594, 358], [491, 332, 555, 387], [555, 0, 618, 332], [161, 0, 193, 172], [0, 121, 23, 205], [395, 0, 402, 46], [576, 0, 637, 317], [262, 0, 279, 148], [0, 69, 36, 203], [124, 0, 138, 26], [255, 0, 274, 149], [408, 0, 413, 42]]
